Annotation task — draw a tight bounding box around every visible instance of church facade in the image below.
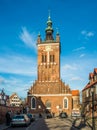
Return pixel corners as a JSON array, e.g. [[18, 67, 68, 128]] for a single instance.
[[27, 15, 80, 116]]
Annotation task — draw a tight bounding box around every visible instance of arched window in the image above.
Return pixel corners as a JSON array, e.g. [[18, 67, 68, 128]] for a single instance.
[[63, 97, 68, 109], [45, 100, 51, 109], [31, 97, 36, 109], [42, 54, 47, 63], [50, 55, 55, 62]]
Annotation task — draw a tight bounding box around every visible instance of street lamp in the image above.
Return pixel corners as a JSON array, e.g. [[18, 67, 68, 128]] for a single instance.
[[91, 87, 95, 130]]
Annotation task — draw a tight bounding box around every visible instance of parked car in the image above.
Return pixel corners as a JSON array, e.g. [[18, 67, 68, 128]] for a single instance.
[[46, 113, 52, 118], [59, 112, 68, 118], [72, 112, 81, 117], [27, 113, 35, 122], [11, 114, 30, 127]]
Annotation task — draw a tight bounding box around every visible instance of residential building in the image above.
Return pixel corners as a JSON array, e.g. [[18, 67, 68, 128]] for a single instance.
[[82, 68, 97, 117], [27, 15, 80, 116], [0, 89, 9, 106], [9, 93, 22, 107], [72, 90, 80, 116]]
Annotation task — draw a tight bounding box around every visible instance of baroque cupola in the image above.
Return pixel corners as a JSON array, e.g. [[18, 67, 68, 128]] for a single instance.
[[45, 14, 54, 41]]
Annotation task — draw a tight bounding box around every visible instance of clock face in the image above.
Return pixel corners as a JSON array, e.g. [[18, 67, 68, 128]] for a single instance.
[[45, 45, 51, 51]]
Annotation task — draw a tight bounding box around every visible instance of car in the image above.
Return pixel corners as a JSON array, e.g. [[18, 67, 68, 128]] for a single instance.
[[72, 112, 81, 117], [46, 113, 52, 118], [59, 112, 68, 118], [27, 113, 35, 122], [11, 114, 30, 127]]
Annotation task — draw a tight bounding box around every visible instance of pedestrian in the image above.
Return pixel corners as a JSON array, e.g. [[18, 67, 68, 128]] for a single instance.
[[5, 111, 11, 126], [39, 113, 42, 118]]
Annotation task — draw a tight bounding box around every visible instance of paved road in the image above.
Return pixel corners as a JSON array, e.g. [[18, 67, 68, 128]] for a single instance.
[[28, 118, 78, 130], [6, 117, 91, 130]]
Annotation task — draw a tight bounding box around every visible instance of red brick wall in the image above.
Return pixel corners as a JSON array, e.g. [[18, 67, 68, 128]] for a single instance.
[[0, 105, 21, 124]]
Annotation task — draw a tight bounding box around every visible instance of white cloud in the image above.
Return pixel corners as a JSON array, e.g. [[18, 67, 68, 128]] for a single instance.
[[19, 27, 37, 49], [0, 55, 37, 76], [0, 76, 5, 84], [81, 30, 87, 35], [70, 76, 83, 81], [0, 75, 34, 97], [62, 64, 77, 70], [61, 54, 97, 91], [80, 54, 85, 58], [86, 32, 94, 37], [81, 30, 94, 38], [73, 47, 85, 52]]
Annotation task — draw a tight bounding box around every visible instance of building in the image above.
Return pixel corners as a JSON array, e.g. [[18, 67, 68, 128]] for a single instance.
[[72, 90, 80, 116], [82, 68, 97, 117], [27, 15, 80, 116], [9, 93, 22, 107], [0, 89, 9, 106]]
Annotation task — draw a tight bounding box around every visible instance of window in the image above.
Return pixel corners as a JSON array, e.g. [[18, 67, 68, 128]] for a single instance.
[[94, 76, 96, 81], [45, 100, 51, 109], [86, 104, 89, 112], [50, 55, 55, 62], [42, 54, 47, 63], [31, 97, 36, 109], [63, 97, 68, 109], [86, 89, 89, 97], [95, 84, 97, 94]]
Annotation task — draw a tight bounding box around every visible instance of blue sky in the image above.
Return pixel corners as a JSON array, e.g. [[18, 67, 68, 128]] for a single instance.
[[0, 0, 97, 98]]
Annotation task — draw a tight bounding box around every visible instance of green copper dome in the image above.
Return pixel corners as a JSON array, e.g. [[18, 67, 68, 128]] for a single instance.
[[45, 14, 54, 40], [45, 15, 53, 33]]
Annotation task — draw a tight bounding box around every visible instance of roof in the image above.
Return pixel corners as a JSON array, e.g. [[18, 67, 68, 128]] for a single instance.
[[10, 92, 18, 99], [83, 68, 97, 92], [94, 68, 97, 74], [82, 80, 97, 91], [89, 73, 94, 79], [72, 90, 79, 96]]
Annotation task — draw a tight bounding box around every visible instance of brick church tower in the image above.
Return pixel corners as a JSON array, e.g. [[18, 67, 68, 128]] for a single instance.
[[37, 15, 60, 83], [27, 15, 80, 116]]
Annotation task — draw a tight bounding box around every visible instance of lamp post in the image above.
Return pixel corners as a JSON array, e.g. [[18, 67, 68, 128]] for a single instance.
[[91, 87, 95, 130]]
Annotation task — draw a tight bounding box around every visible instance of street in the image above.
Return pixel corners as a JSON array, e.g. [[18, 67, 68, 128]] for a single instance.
[[6, 117, 84, 130]]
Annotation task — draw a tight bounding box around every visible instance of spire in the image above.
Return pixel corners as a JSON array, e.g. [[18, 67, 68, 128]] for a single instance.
[[37, 31, 41, 44], [56, 28, 59, 35], [56, 28, 60, 42], [45, 11, 54, 41]]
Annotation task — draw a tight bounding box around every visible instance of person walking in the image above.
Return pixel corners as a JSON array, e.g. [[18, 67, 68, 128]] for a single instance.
[[5, 111, 11, 126]]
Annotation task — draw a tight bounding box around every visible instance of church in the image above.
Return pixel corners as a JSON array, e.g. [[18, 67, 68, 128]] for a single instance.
[[27, 15, 80, 116]]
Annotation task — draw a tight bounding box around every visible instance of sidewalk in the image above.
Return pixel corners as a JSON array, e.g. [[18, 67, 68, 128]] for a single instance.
[[86, 118, 97, 130], [0, 123, 10, 130], [72, 118, 91, 130]]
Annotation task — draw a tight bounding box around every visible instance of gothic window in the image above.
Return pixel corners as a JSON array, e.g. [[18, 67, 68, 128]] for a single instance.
[[50, 55, 55, 62], [45, 100, 51, 109], [31, 97, 36, 109], [42, 54, 47, 63], [63, 98, 68, 109]]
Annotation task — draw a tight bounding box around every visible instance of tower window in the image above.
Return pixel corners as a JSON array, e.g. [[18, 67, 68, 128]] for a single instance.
[[50, 55, 54, 62], [42, 54, 47, 63]]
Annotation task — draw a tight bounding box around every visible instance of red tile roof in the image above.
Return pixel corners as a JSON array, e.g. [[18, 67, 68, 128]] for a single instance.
[[72, 90, 79, 96], [94, 68, 97, 74], [89, 73, 94, 79], [82, 80, 97, 91], [83, 68, 97, 91]]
